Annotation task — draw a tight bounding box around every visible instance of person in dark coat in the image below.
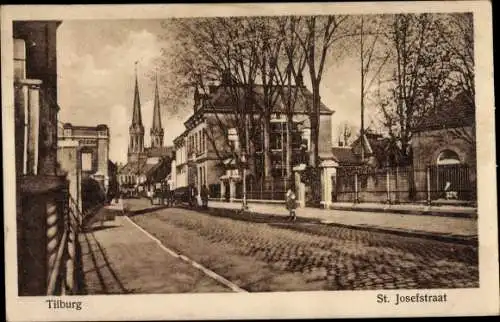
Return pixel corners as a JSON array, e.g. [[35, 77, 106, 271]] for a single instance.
[[200, 185, 209, 209], [286, 188, 297, 221], [189, 183, 198, 208]]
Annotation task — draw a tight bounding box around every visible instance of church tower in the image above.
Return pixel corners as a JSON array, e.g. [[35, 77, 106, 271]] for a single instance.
[[150, 73, 164, 149], [128, 63, 145, 163]]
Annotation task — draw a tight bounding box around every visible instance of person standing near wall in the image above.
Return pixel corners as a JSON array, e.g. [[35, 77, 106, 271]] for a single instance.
[[201, 184, 209, 209], [286, 188, 297, 221]]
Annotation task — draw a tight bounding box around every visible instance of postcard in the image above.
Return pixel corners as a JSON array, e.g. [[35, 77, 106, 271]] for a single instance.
[[2, 1, 498, 321]]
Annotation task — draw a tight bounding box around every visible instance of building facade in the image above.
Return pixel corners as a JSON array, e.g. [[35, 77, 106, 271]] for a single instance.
[[13, 20, 75, 296], [57, 123, 111, 210], [411, 93, 476, 201], [171, 82, 335, 201]]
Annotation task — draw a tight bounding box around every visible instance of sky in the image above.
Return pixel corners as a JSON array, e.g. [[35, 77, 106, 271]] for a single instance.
[[57, 19, 371, 164]]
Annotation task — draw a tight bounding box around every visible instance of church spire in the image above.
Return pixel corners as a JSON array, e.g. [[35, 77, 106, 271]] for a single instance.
[[132, 61, 143, 127], [129, 61, 145, 160], [150, 70, 164, 148]]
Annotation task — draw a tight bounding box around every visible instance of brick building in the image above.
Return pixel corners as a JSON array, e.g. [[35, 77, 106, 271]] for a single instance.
[[172, 78, 334, 201], [411, 92, 476, 201]]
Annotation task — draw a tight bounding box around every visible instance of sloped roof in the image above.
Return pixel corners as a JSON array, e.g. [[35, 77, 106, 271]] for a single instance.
[[414, 92, 475, 132], [119, 158, 165, 177], [350, 132, 408, 166], [146, 146, 174, 158], [205, 85, 333, 115], [331, 147, 362, 165], [119, 161, 143, 176]]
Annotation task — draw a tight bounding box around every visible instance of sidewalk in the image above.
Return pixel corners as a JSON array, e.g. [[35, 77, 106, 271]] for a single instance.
[[208, 201, 478, 245], [78, 209, 231, 294], [329, 202, 477, 218]]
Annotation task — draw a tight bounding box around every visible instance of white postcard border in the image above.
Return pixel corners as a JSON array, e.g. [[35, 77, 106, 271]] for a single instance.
[[2, 2, 498, 321]]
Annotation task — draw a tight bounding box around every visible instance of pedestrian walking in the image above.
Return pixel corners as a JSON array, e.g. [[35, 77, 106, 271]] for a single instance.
[[286, 188, 297, 221], [189, 183, 198, 208], [200, 184, 209, 209], [166, 178, 174, 207]]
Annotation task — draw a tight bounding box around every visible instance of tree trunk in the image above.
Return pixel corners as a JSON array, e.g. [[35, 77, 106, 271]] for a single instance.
[[309, 81, 322, 207], [310, 82, 321, 168], [286, 113, 293, 188], [263, 116, 271, 178]]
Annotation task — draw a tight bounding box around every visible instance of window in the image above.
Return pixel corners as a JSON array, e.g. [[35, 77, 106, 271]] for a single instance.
[[437, 150, 461, 165], [270, 122, 283, 150], [13, 38, 26, 81], [202, 131, 206, 153], [81, 152, 93, 171]]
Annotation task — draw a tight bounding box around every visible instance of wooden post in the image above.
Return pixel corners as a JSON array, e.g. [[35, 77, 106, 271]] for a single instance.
[[395, 167, 399, 203], [386, 168, 391, 204], [354, 173, 359, 203], [426, 166, 431, 206]]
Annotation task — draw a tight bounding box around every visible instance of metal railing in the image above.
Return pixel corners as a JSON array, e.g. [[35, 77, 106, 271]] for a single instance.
[[335, 165, 476, 204], [45, 192, 85, 295]]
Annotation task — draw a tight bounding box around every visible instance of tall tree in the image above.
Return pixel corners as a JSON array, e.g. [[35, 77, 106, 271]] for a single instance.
[[272, 16, 308, 185], [294, 15, 352, 205], [434, 13, 475, 146], [165, 17, 262, 171], [357, 15, 391, 161], [381, 13, 454, 158]]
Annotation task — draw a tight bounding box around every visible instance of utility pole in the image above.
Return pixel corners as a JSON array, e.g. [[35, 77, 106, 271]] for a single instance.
[[360, 16, 365, 162]]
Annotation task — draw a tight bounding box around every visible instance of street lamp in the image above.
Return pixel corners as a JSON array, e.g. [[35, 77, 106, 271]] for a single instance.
[[241, 152, 248, 211]]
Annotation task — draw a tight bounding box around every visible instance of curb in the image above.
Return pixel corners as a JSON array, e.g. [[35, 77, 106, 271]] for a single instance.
[[318, 221, 478, 246], [206, 206, 478, 247], [329, 206, 477, 219]]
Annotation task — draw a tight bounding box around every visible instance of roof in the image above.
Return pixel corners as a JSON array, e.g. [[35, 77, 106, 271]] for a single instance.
[[151, 76, 163, 131], [146, 146, 174, 158], [131, 73, 143, 128], [350, 132, 408, 166], [204, 84, 333, 115], [331, 147, 362, 165], [414, 92, 475, 132], [119, 161, 143, 176], [118, 156, 170, 179]]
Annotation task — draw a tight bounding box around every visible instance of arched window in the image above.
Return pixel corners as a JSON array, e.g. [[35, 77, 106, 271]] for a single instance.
[[437, 150, 461, 165]]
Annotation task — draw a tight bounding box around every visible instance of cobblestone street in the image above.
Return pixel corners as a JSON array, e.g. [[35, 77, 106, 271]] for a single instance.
[[128, 201, 479, 292]]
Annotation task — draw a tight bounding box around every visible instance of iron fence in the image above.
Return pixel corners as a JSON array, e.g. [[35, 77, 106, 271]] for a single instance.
[[241, 177, 293, 201], [211, 177, 293, 201], [335, 165, 476, 204]]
